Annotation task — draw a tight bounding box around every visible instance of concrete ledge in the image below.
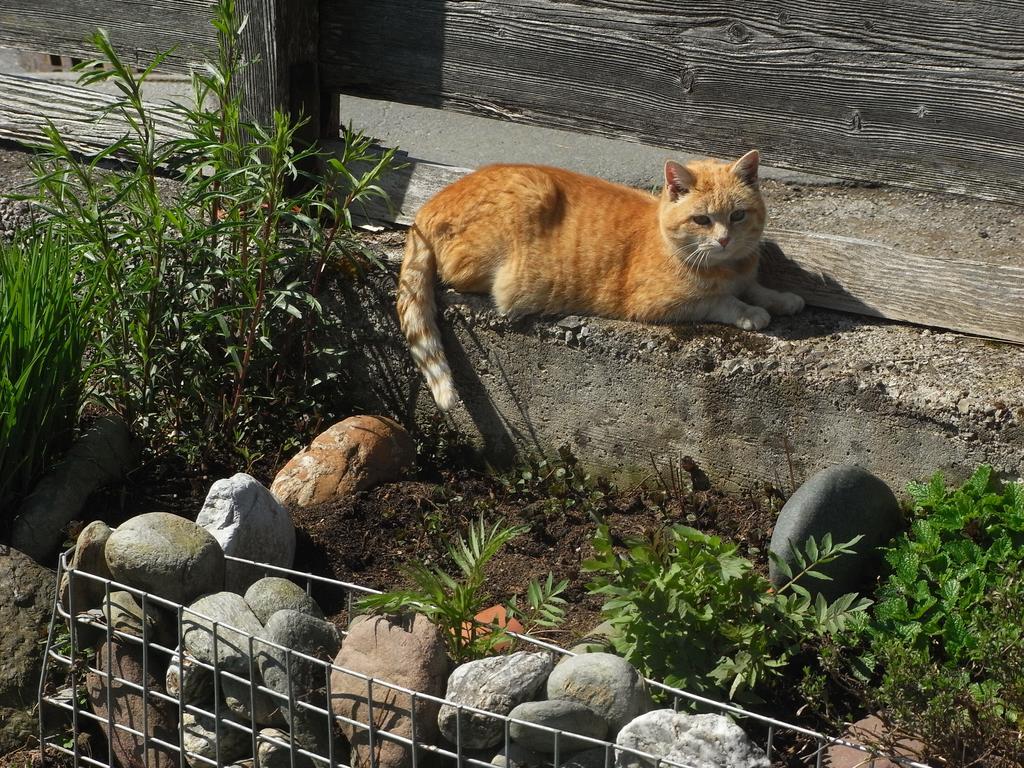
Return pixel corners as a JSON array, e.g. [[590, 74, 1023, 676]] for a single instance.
[[339, 235, 1024, 494]]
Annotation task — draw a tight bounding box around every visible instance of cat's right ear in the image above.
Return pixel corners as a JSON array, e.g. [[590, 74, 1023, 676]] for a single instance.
[[664, 161, 695, 202]]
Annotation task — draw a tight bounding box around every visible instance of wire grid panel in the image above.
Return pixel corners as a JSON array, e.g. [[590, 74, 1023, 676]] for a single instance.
[[40, 552, 934, 768]]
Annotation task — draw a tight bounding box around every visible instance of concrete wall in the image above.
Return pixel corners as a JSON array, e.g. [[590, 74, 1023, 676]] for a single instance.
[[335, 249, 1024, 497]]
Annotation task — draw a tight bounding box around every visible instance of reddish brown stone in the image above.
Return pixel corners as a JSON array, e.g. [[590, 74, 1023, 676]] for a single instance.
[[271, 416, 414, 507], [826, 714, 928, 768], [87, 638, 179, 768], [329, 614, 448, 768]]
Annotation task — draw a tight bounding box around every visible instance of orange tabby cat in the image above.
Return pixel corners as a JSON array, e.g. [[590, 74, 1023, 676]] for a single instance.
[[398, 151, 804, 410]]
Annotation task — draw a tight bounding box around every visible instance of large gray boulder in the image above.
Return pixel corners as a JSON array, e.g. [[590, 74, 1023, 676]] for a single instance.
[[509, 700, 608, 753], [615, 710, 769, 768], [0, 548, 56, 755], [768, 465, 902, 600], [105, 512, 225, 604], [245, 577, 324, 624], [331, 613, 449, 768], [439, 651, 554, 750], [546, 653, 652, 735], [196, 474, 296, 594]]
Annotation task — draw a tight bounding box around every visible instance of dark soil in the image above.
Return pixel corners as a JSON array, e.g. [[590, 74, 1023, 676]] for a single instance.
[[79, 450, 781, 644]]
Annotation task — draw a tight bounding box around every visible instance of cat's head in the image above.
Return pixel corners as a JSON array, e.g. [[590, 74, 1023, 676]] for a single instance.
[[658, 151, 766, 271]]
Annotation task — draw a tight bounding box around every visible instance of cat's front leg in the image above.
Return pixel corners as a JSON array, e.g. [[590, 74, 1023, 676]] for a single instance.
[[742, 282, 805, 316], [699, 295, 771, 331]]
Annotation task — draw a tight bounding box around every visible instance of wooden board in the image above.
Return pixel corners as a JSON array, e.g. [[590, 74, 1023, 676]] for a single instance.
[[0, 0, 215, 73], [324, 146, 1024, 344], [0, 73, 189, 153], [320, 0, 1024, 205]]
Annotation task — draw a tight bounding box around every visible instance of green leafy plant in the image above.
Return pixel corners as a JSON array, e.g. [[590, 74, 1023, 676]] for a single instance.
[[838, 467, 1024, 763], [0, 231, 92, 519], [501, 446, 610, 523], [584, 524, 869, 703], [356, 517, 567, 661], [22, 0, 395, 465]]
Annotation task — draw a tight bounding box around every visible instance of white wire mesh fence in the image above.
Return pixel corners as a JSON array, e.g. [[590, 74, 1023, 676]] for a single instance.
[[40, 551, 934, 768]]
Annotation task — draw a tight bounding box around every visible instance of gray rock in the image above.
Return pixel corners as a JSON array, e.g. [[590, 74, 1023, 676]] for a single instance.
[[87, 637, 179, 768], [59, 520, 114, 621], [222, 675, 286, 728], [245, 577, 324, 625], [331, 613, 449, 768], [256, 609, 341, 701], [0, 548, 56, 755], [492, 742, 546, 768], [563, 747, 617, 768], [768, 465, 902, 600], [615, 711, 768, 768], [105, 512, 225, 604], [439, 651, 554, 750], [183, 706, 253, 767], [183, 592, 264, 675], [11, 415, 140, 563], [257, 727, 315, 768], [562, 620, 618, 660], [255, 609, 342, 760], [509, 700, 608, 754], [196, 474, 296, 594], [166, 647, 214, 706], [101, 590, 174, 648], [546, 653, 652, 734]]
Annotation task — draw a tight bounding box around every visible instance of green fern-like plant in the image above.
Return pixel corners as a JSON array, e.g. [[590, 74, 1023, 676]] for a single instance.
[[356, 518, 567, 661], [584, 524, 869, 702]]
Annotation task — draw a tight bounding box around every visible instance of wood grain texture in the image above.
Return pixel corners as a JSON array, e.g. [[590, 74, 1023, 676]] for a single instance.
[[320, 0, 1024, 204], [0, 73, 189, 153], [236, 0, 322, 133], [0, 0, 215, 72], [327, 149, 1024, 344]]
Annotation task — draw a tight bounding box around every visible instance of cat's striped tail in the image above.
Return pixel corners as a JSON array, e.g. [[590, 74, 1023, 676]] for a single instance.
[[397, 225, 458, 411]]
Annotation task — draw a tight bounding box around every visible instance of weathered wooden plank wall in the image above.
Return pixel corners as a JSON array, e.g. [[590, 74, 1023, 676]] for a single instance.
[[320, 0, 1024, 206], [0, 0, 326, 135], [0, 0, 215, 72], [0, 73, 189, 152]]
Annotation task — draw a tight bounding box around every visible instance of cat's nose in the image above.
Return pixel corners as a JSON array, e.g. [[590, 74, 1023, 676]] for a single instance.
[[717, 236, 730, 247]]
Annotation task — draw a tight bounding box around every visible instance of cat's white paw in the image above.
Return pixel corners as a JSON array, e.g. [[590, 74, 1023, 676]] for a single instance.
[[774, 291, 805, 315], [734, 306, 771, 331]]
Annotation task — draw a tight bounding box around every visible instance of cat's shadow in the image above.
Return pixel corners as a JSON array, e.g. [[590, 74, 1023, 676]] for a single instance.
[[757, 240, 891, 340]]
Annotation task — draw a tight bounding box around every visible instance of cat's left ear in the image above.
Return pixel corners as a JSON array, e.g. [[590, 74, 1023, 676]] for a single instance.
[[731, 150, 760, 186], [665, 160, 696, 202]]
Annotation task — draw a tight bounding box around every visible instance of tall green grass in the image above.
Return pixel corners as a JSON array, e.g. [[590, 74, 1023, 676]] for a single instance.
[[0, 232, 90, 518]]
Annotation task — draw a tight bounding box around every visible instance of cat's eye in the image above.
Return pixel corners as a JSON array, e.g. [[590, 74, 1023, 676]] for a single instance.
[[730, 209, 747, 223], [691, 215, 711, 226]]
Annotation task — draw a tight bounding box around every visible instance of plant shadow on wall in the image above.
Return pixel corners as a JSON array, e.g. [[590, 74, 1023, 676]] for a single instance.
[[11, 0, 397, 472]]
